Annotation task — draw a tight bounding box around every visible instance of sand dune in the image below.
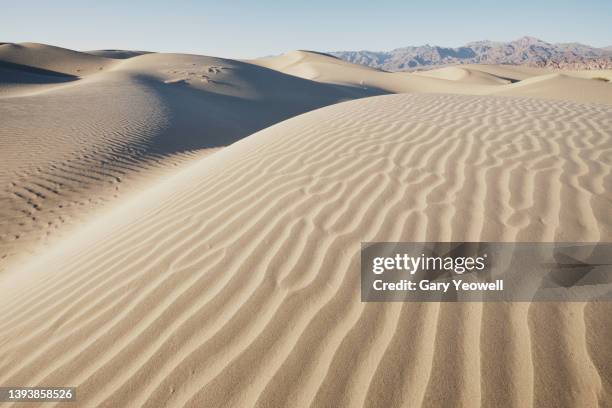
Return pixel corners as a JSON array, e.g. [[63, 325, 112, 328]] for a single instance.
[[2, 43, 612, 407], [0, 46, 378, 272], [1, 93, 611, 407], [0, 43, 116, 96], [460, 64, 553, 81], [250, 50, 382, 83], [251, 50, 495, 94], [491, 73, 612, 104], [413, 66, 512, 85], [0, 43, 116, 77], [253, 51, 612, 104]]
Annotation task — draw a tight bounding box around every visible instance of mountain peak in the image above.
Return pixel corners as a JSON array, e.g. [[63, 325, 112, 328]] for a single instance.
[[514, 36, 547, 44], [330, 37, 612, 71]]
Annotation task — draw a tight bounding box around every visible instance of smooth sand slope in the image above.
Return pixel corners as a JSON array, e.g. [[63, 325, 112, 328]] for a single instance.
[[0, 93, 611, 407], [0, 43, 380, 272], [252, 51, 612, 103], [0, 42, 117, 76], [491, 73, 612, 104]]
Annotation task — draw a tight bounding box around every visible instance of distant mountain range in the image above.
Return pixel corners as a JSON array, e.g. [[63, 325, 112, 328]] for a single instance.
[[330, 37, 612, 71]]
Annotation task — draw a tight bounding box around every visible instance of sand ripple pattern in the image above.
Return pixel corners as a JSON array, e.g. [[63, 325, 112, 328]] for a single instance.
[[0, 74, 207, 271], [0, 94, 611, 407]]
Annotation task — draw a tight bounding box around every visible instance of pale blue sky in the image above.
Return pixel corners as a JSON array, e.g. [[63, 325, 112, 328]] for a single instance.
[[2, 0, 611, 58]]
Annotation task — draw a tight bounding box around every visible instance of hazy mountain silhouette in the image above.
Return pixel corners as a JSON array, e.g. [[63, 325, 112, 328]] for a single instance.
[[331, 36, 612, 71]]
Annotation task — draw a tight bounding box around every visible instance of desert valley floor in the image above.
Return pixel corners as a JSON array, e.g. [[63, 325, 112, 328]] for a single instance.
[[1, 43, 612, 407]]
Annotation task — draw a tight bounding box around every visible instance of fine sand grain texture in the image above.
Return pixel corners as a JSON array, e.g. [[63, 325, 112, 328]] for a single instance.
[[0, 93, 611, 407]]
